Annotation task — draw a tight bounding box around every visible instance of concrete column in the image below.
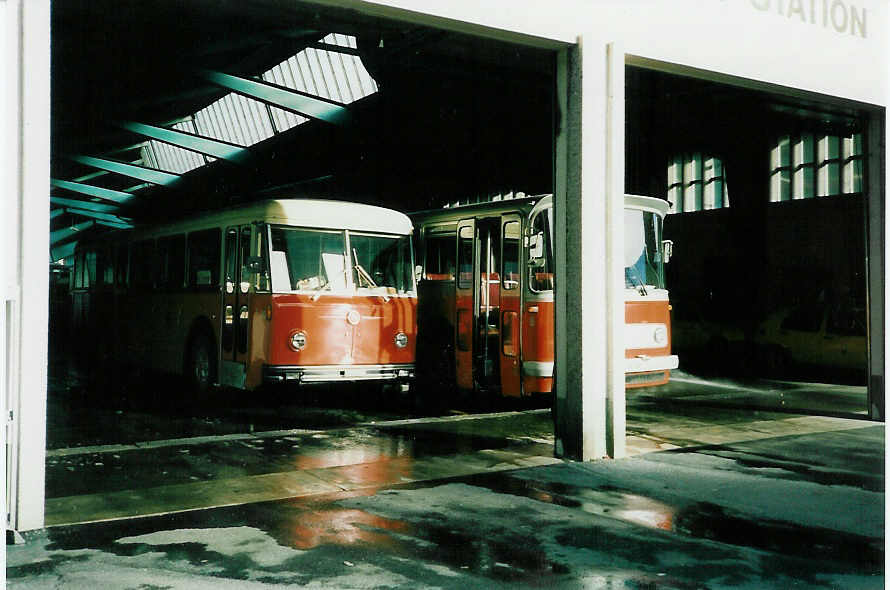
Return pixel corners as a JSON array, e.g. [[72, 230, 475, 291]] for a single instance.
[[604, 43, 626, 459], [866, 110, 886, 420], [554, 37, 625, 461], [3, 0, 50, 532]]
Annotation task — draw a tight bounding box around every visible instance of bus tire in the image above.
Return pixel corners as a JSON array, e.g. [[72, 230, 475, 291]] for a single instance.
[[186, 331, 216, 395]]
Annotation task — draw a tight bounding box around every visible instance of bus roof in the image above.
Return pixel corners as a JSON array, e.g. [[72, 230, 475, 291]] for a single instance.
[[125, 198, 414, 239], [625, 194, 670, 217], [410, 195, 545, 226], [410, 193, 670, 226]]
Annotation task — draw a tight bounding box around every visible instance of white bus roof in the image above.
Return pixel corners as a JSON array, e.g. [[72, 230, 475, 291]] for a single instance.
[[527, 194, 671, 220], [625, 194, 670, 217], [129, 198, 414, 238]]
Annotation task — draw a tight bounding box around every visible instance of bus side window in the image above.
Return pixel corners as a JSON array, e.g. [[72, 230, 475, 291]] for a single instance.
[[187, 228, 222, 289], [425, 231, 455, 281], [502, 221, 520, 290], [130, 240, 156, 291], [115, 242, 129, 287], [157, 235, 186, 290], [255, 225, 270, 292], [85, 250, 97, 289], [73, 251, 85, 289], [98, 246, 113, 287], [457, 226, 473, 288]]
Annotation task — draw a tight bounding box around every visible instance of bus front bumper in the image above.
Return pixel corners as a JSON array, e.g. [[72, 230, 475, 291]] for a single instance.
[[626, 354, 679, 374], [263, 364, 415, 385], [522, 355, 680, 378]]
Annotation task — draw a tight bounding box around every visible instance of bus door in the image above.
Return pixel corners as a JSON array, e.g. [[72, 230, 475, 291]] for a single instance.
[[455, 220, 475, 390], [476, 218, 501, 389], [221, 225, 253, 387], [499, 215, 522, 396]]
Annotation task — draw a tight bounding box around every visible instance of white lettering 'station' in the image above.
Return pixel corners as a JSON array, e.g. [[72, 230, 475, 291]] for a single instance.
[[750, 0, 867, 37]]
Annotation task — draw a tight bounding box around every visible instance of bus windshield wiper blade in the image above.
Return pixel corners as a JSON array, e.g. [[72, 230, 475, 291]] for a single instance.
[[625, 268, 648, 296]]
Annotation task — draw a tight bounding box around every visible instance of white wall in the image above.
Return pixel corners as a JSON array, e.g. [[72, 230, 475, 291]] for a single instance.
[[4, 0, 50, 532], [346, 0, 887, 106]]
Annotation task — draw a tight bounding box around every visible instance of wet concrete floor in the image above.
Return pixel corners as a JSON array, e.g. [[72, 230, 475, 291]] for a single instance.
[[9, 423, 883, 588], [22, 362, 881, 587], [43, 368, 876, 526]]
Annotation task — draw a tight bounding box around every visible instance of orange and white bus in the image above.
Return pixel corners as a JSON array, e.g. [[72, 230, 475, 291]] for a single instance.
[[411, 193, 677, 397], [71, 199, 417, 392]]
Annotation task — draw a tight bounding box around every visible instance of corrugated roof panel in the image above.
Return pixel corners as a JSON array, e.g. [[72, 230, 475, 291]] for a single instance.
[[140, 144, 159, 170], [293, 52, 319, 96], [268, 105, 307, 133], [217, 96, 247, 146], [322, 33, 353, 48], [314, 48, 345, 102], [147, 138, 204, 174], [206, 100, 235, 145], [262, 37, 377, 108], [194, 108, 221, 146], [192, 93, 276, 148], [156, 121, 206, 173]]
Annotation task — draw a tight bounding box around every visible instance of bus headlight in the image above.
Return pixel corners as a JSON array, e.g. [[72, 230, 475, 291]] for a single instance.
[[653, 326, 667, 346], [394, 332, 408, 348], [289, 331, 307, 351]]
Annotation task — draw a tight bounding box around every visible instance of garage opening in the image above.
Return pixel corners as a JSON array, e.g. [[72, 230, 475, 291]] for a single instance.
[[45, 2, 561, 525], [626, 62, 882, 420]]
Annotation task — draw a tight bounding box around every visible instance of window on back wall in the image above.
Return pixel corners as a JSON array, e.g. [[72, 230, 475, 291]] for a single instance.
[[667, 153, 729, 213], [769, 132, 863, 202]]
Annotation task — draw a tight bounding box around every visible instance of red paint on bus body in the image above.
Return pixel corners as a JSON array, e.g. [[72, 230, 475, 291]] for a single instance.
[[264, 293, 417, 367], [624, 299, 672, 359]]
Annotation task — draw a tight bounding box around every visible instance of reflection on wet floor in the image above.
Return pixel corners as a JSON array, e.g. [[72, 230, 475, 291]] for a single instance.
[[45, 425, 537, 499], [653, 372, 869, 418]]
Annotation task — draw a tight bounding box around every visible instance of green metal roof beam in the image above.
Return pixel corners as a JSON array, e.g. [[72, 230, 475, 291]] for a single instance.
[[121, 121, 247, 162], [51, 179, 135, 205], [96, 220, 133, 230], [73, 170, 110, 183], [50, 209, 65, 220], [125, 183, 152, 193], [72, 155, 180, 186], [50, 221, 94, 245], [50, 196, 120, 213], [310, 42, 362, 57], [203, 70, 351, 125], [50, 241, 77, 263], [62, 207, 133, 225]]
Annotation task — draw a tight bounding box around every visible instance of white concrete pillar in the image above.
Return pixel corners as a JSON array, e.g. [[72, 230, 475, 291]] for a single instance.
[[604, 43, 626, 459], [3, 0, 50, 532], [554, 36, 625, 461]]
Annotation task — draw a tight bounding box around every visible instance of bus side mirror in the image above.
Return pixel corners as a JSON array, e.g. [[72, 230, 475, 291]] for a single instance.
[[662, 240, 673, 264]]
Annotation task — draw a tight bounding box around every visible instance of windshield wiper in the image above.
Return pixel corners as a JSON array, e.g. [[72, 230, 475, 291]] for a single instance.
[[309, 266, 348, 301], [625, 267, 648, 296], [353, 248, 389, 302]]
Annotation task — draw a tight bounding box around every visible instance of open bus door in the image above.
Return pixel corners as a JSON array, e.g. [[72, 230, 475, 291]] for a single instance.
[[455, 220, 475, 390], [221, 225, 253, 388], [499, 215, 522, 396]]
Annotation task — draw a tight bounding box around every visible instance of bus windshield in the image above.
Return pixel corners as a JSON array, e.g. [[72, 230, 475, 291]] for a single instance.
[[624, 208, 664, 290], [528, 207, 555, 292], [349, 233, 415, 294], [268, 226, 414, 294]]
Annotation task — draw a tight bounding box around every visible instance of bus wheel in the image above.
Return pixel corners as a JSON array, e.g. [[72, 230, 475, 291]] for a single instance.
[[186, 332, 216, 394]]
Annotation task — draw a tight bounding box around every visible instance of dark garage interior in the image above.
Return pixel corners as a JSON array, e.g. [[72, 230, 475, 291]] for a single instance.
[[627, 67, 872, 394]]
